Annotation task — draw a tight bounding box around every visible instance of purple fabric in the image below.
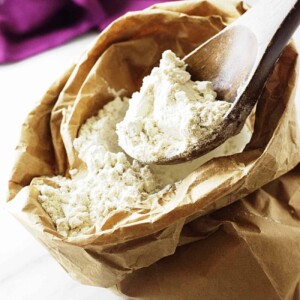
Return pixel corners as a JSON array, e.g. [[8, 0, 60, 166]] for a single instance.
[[0, 0, 174, 63]]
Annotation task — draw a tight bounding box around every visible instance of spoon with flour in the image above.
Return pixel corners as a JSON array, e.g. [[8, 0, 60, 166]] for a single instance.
[[117, 0, 300, 164]]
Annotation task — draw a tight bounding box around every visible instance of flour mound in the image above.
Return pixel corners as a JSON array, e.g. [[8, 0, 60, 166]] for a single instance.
[[117, 50, 232, 162], [36, 98, 168, 237]]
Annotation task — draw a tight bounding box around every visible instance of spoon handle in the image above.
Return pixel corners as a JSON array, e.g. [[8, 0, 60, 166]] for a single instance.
[[227, 0, 300, 128], [235, 0, 300, 64]]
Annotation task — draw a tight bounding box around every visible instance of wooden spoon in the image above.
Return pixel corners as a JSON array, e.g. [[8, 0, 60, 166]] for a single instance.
[[144, 0, 300, 164]]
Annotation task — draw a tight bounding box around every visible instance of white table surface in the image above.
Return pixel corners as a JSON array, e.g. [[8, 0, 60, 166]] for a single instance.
[[0, 9, 300, 300]]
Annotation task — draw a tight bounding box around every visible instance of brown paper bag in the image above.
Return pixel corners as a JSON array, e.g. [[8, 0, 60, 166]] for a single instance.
[[7, 0, 300, 294], [116, 165, 300, 300]]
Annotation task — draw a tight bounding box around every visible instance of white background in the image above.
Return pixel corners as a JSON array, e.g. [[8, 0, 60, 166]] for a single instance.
[[0, 2, 299, 300]]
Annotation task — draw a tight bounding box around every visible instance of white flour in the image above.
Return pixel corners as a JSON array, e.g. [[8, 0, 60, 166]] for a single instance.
[[35, 51, 251, 237], [117, 50, 232, 162], [36, 98, 167, 237]]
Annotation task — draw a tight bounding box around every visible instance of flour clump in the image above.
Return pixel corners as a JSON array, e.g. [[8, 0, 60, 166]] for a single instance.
[[116, 50, 232, 162]]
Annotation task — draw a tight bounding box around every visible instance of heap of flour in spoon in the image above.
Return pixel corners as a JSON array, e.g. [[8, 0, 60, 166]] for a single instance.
[[117, 50, 232, 162]]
